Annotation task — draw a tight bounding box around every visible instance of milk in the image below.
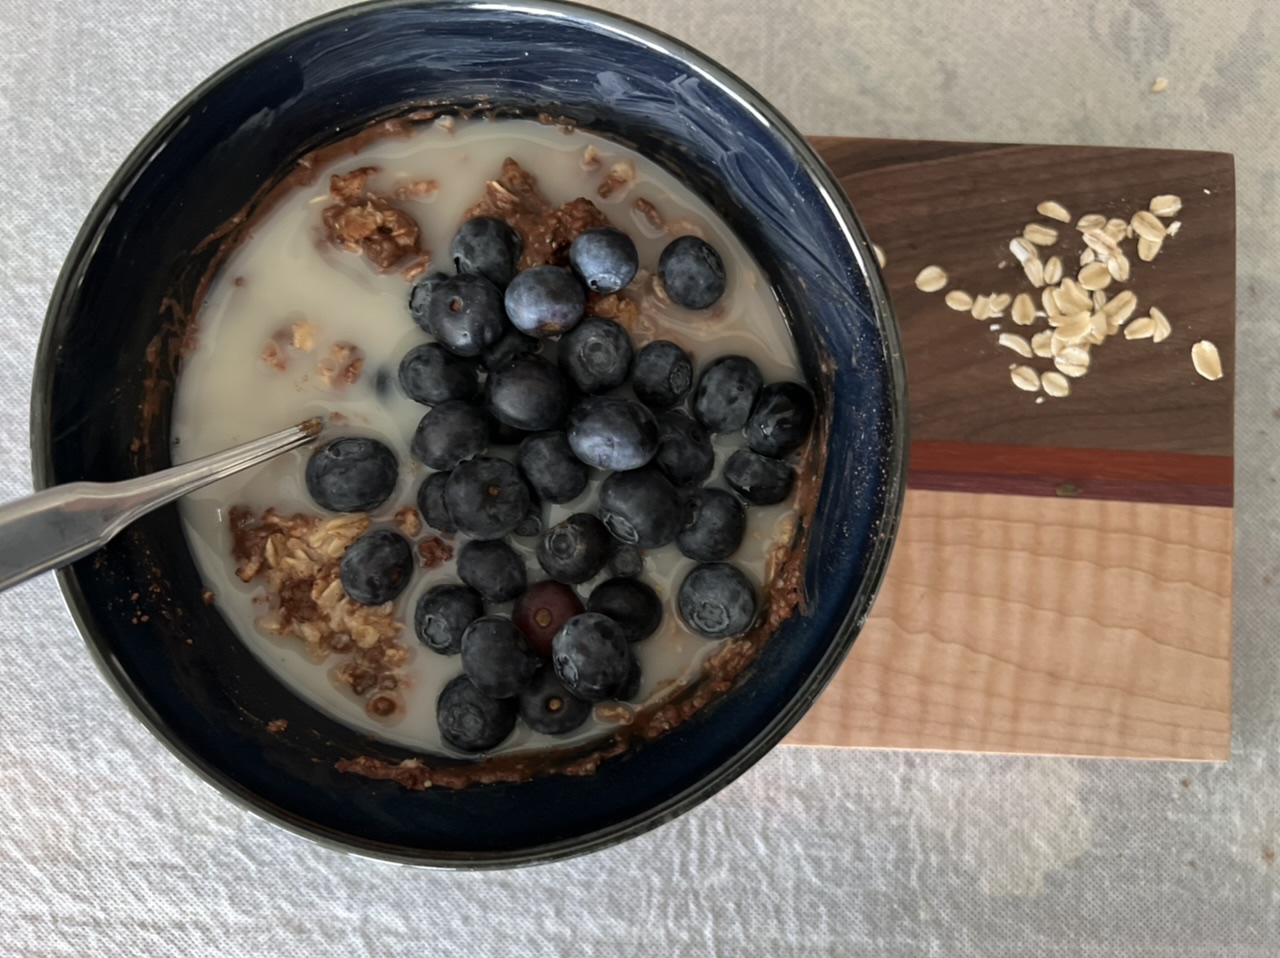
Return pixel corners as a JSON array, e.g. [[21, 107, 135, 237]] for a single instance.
[[171, 118, 805, 755]]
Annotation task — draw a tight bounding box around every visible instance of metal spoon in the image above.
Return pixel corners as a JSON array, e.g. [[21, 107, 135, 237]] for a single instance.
[[0, 418, 322, 594]]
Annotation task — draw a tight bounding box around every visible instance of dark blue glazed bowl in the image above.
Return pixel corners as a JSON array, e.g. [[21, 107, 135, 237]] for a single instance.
[[31, 0, 905, 866]]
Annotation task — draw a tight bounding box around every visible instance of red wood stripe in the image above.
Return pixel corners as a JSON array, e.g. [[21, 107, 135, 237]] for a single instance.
[[907, 440, 1233, 507]]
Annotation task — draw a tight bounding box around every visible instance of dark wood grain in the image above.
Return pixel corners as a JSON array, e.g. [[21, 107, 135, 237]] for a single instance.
[[810, 137, 1236, 459]]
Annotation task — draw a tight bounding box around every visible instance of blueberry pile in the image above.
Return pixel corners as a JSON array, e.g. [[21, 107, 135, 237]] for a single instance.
[[303, 214, 815, 754]]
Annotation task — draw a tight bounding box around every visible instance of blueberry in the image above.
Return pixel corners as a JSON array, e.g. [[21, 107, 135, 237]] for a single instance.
[[409, 399, 489, 470], [305, 437, 399, 513], [397, 342, 478, 405], [444, 457, 531, 540], [460, 615, 539, 699], [614, 654, 642, 701], [414, 583, 484, 654], [437, 674, 517, 752], [746, 382, 816, 457], [568, 226, 638, 294], [513, 580, 584, 656], [339, 529, 414, 606], [588, 577, 663, 643], [607, 544, 645, 579], [692, 355, 763, 433], [632, 340, 694, 410], [677, 562, 757, 639], [407, 270, 450, 331], [551, 612, 632, 702], [504, 265, 586, 337], [518, 431, 588, 504], [654, 411, 714, 488], [424, 273, 506, 357], [566, 397, 658, 471], [723, 448, 794, 505], [559, 317, 634, 395], [485, 354, 571, 432], [658, 235, 726, 309], [597, 468, 682, 549], [518, 666, 592, 735], [416, 471, 456, 533], [537, 513, 612, 584], [481, 322, 541, 371], [450, 216, 522, 289], [457, 539, 527, 603], [677, 487, 746, 561]]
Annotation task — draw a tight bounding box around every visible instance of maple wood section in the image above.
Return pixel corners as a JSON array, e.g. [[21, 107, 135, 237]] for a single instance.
[[809, 136, 1236, 458], [908, 440, 1232, 506], [783, 489, 1232, 760]]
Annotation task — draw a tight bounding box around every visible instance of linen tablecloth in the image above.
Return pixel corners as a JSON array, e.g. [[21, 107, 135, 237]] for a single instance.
[[2, 1, 1277, 954]]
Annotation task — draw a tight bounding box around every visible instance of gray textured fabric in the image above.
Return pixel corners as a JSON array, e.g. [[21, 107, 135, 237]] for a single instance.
[[1, 1, 1277, 954]]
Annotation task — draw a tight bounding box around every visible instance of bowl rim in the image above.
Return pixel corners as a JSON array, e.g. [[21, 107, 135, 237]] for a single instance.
[[29, 0, 908, 867]]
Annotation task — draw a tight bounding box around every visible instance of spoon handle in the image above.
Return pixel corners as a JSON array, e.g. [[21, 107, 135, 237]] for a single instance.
[[0, 419, 320, 593]]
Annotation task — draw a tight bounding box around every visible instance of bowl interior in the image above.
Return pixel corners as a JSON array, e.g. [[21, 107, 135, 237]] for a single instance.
[[32, 0, 904, 865]]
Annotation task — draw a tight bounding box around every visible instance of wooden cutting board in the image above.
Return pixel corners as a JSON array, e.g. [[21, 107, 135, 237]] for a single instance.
[[782, 137, 1235, 761]]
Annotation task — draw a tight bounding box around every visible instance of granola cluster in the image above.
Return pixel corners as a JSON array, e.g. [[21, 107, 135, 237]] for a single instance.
[[322, 166, 428, 273], [230, 508, 408, 717]]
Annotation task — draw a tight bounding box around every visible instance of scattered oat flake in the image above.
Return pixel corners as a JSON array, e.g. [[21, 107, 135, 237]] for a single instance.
[[1037, 200, 1071, 223], [873, 243, 887, 268], [1057, 344, 1091, 368], [915, 265, 948, 292], [1042, 371, 1071, 397], [1023, 257, 1046, 288], [1079, 262, 1112, 291], [1012, 293, 1035, 326], [1152, 76, 1169, 93], [990, 293, 1013, 314], [1092, 290, 1108, 312], [1082, 228, 1122, 259], [1192, 340, 1223, 380], [1151, 306, 1172, 343], [1131, 210, 1167, 241], [1149, 194, 1182, 217], [1104, 218, 1129, 243], [1031, 329, 1054, 357], [1108, 253, 1132, 283], [1009, 237, 1038, 264], [1089, 312, 1109, 341], [1103, 290, 1138, 325], [1044, 256, 1063, 285], [1058, 278, 1092, 312], [1023, 223, 1059, 246], [1010, 365, 1041, 392], [1076, 213, 1106, 231], [1079, 248, 1097, 267], [1136, 236, 1162, 262], [1054, 358, 1089, 379], [1124, 316, 1156, 340], [998, 332, 1033, 357], [1042, 287, 1060, 317], [1167, 220, 1182, 237], [945, 290, 973, 311], [971, 294, 994, 320], [1055, 312, 1093, 343]]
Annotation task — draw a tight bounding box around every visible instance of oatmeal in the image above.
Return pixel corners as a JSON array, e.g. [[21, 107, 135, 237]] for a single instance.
[[170, 117, 816, 766]]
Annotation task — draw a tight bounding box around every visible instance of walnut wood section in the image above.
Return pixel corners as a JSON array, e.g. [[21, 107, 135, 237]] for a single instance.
[[783, 489, 1232, 760], [909, 440, 1232, 507], [810, 136, 1236, 458]]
